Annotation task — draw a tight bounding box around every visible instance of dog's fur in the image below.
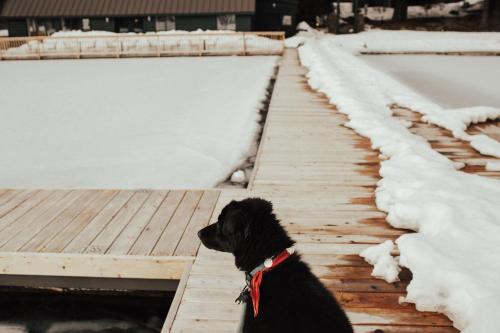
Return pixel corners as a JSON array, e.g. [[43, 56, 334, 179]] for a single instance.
[[198, 198, 353, 333]]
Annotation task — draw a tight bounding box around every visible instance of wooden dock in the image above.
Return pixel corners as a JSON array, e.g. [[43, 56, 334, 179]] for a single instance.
[[0, 190, 219, 280], [170, 50, 460, 332], [2, 48, 498, 332]]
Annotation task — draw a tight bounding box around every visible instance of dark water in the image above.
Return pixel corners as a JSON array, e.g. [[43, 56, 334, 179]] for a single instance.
[[0, 289, 174, 333]]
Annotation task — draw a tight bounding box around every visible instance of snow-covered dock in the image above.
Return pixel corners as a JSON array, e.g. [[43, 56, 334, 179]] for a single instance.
[[0, 31, 284, 60], [1, 48, 498, 332]]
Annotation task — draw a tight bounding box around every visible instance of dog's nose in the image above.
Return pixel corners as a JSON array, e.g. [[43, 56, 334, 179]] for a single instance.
[[197, 230, 203, 239]]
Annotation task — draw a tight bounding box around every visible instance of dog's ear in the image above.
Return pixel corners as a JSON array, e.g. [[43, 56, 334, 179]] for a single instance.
[[222, 207, 248, 236]]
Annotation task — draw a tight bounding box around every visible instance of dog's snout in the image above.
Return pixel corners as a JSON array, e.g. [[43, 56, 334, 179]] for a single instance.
[[197, 230, 203, 239]]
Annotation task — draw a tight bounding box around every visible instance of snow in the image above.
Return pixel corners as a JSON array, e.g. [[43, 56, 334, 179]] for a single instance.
[[293, 27, 500, 333], [0, 56, 277, 189], [360, 55, 500, 109], [230, 170, 246, 183], [360, 240, 401, 283], [485, 161, 500, 171], [325, 30, 500, 54], [0, 29, 8, 37], [2, 30, 282, 57]]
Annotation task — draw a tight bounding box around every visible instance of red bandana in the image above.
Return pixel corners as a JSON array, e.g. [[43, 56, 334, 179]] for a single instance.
[[249, 249, 293, 317]]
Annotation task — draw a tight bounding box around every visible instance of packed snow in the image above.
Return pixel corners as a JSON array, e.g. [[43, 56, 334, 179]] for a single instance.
[[1, 30, 282, 58], [311, 30, 500, 54], [360, 240, 401, 283], [0, 56, 277, 189], [291, 26, 500, 333], [361, 55, 500, 109]]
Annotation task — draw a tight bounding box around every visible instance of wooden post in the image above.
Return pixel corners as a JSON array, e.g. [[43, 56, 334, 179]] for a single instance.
[[37, 38, 41, 60], [156, 35, 160, 57], [336, 0, 341, 34], [243, 32, 247, 56], [116, 37, 120, 58]]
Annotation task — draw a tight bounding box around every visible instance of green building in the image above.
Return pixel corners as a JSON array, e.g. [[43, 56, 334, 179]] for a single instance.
[[0, 0, 298, 37]]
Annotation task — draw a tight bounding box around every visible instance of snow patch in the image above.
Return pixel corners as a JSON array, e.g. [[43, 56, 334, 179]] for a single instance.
[[485, 161, 500, 171], [360, 240, 401, 283], [230, 170, 246, 183]]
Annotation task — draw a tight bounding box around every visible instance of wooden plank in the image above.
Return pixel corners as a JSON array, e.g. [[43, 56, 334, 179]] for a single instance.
[[19, 190, 100, 252], [107, 190, 168, 255], [162, 260, 193, 333], [0, 190, 48, 227], [0, 190, 72, 249], [174, 191, 220, 256], [0, 190, 82, 251], [85, 191, 150, 254], [41, 190, 118, 253], [0, 190, 21, 206], [354, 326, 458, 333], [129, 191, 186, 256], [0, 252, 190, 280], [63, 190, 134, 253], [151, 191, 203, 256]]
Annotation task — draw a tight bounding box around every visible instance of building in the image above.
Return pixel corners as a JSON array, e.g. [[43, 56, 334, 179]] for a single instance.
[[0, 0, 298, 37], [1, 0, 255, 37]]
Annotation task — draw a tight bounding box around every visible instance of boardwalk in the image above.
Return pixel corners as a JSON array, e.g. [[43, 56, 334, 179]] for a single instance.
[[1, 48, 498, 332], [170, 50, 458, 332]]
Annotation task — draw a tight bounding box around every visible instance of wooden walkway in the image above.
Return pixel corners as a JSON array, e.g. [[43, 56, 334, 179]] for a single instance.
[[2, 48, 497, 332], [170, 49, 459, 332]]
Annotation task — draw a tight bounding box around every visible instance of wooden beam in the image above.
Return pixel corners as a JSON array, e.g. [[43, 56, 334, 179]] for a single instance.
[[0, 252, 192, 280]]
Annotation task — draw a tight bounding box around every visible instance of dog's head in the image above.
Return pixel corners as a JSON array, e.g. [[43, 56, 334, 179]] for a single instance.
[[198, 198, 294, 271]]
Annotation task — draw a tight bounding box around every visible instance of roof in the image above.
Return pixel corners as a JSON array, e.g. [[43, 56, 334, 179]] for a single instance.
[[0, 0, 256, 18]]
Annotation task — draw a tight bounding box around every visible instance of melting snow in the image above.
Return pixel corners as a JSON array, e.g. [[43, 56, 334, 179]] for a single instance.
[[291, 25, 500, 333]]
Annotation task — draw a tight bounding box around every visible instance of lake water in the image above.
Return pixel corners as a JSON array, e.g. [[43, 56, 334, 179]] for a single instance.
[[360, 55, 500, 109], [0, 290, 174, 333]]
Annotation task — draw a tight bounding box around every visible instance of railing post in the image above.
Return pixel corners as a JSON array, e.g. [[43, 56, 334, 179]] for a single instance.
[[156, 35, 160, 57], [242, 32, 247, 56], [37, 38, 41, 60], [116, 37, 120, 58]]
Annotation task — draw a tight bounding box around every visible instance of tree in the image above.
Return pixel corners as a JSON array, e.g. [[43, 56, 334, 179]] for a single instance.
[[392, 0, 409, 21], [482, 0, 500, 28], [297, 0, 333, 26]]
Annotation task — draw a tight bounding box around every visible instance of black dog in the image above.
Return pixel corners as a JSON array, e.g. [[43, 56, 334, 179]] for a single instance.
[[198, 198, 353, 333]]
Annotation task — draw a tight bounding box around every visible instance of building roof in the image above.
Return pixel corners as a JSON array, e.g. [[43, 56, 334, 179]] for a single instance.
[[0, 0, 256, 18]]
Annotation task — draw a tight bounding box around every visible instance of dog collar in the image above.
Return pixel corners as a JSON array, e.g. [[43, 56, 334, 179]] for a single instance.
[[236, 247, 295, 317]]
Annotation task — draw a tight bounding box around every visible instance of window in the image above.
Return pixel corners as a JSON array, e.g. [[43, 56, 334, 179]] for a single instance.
[[217, 14, 236, 31], [82, 18, 90, 31], [282, 15, 292, 26], [156, 16, 176, 31]]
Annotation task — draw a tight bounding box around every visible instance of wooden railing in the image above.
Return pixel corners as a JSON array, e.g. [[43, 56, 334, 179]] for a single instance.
[[0, 31, 285, 60]]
